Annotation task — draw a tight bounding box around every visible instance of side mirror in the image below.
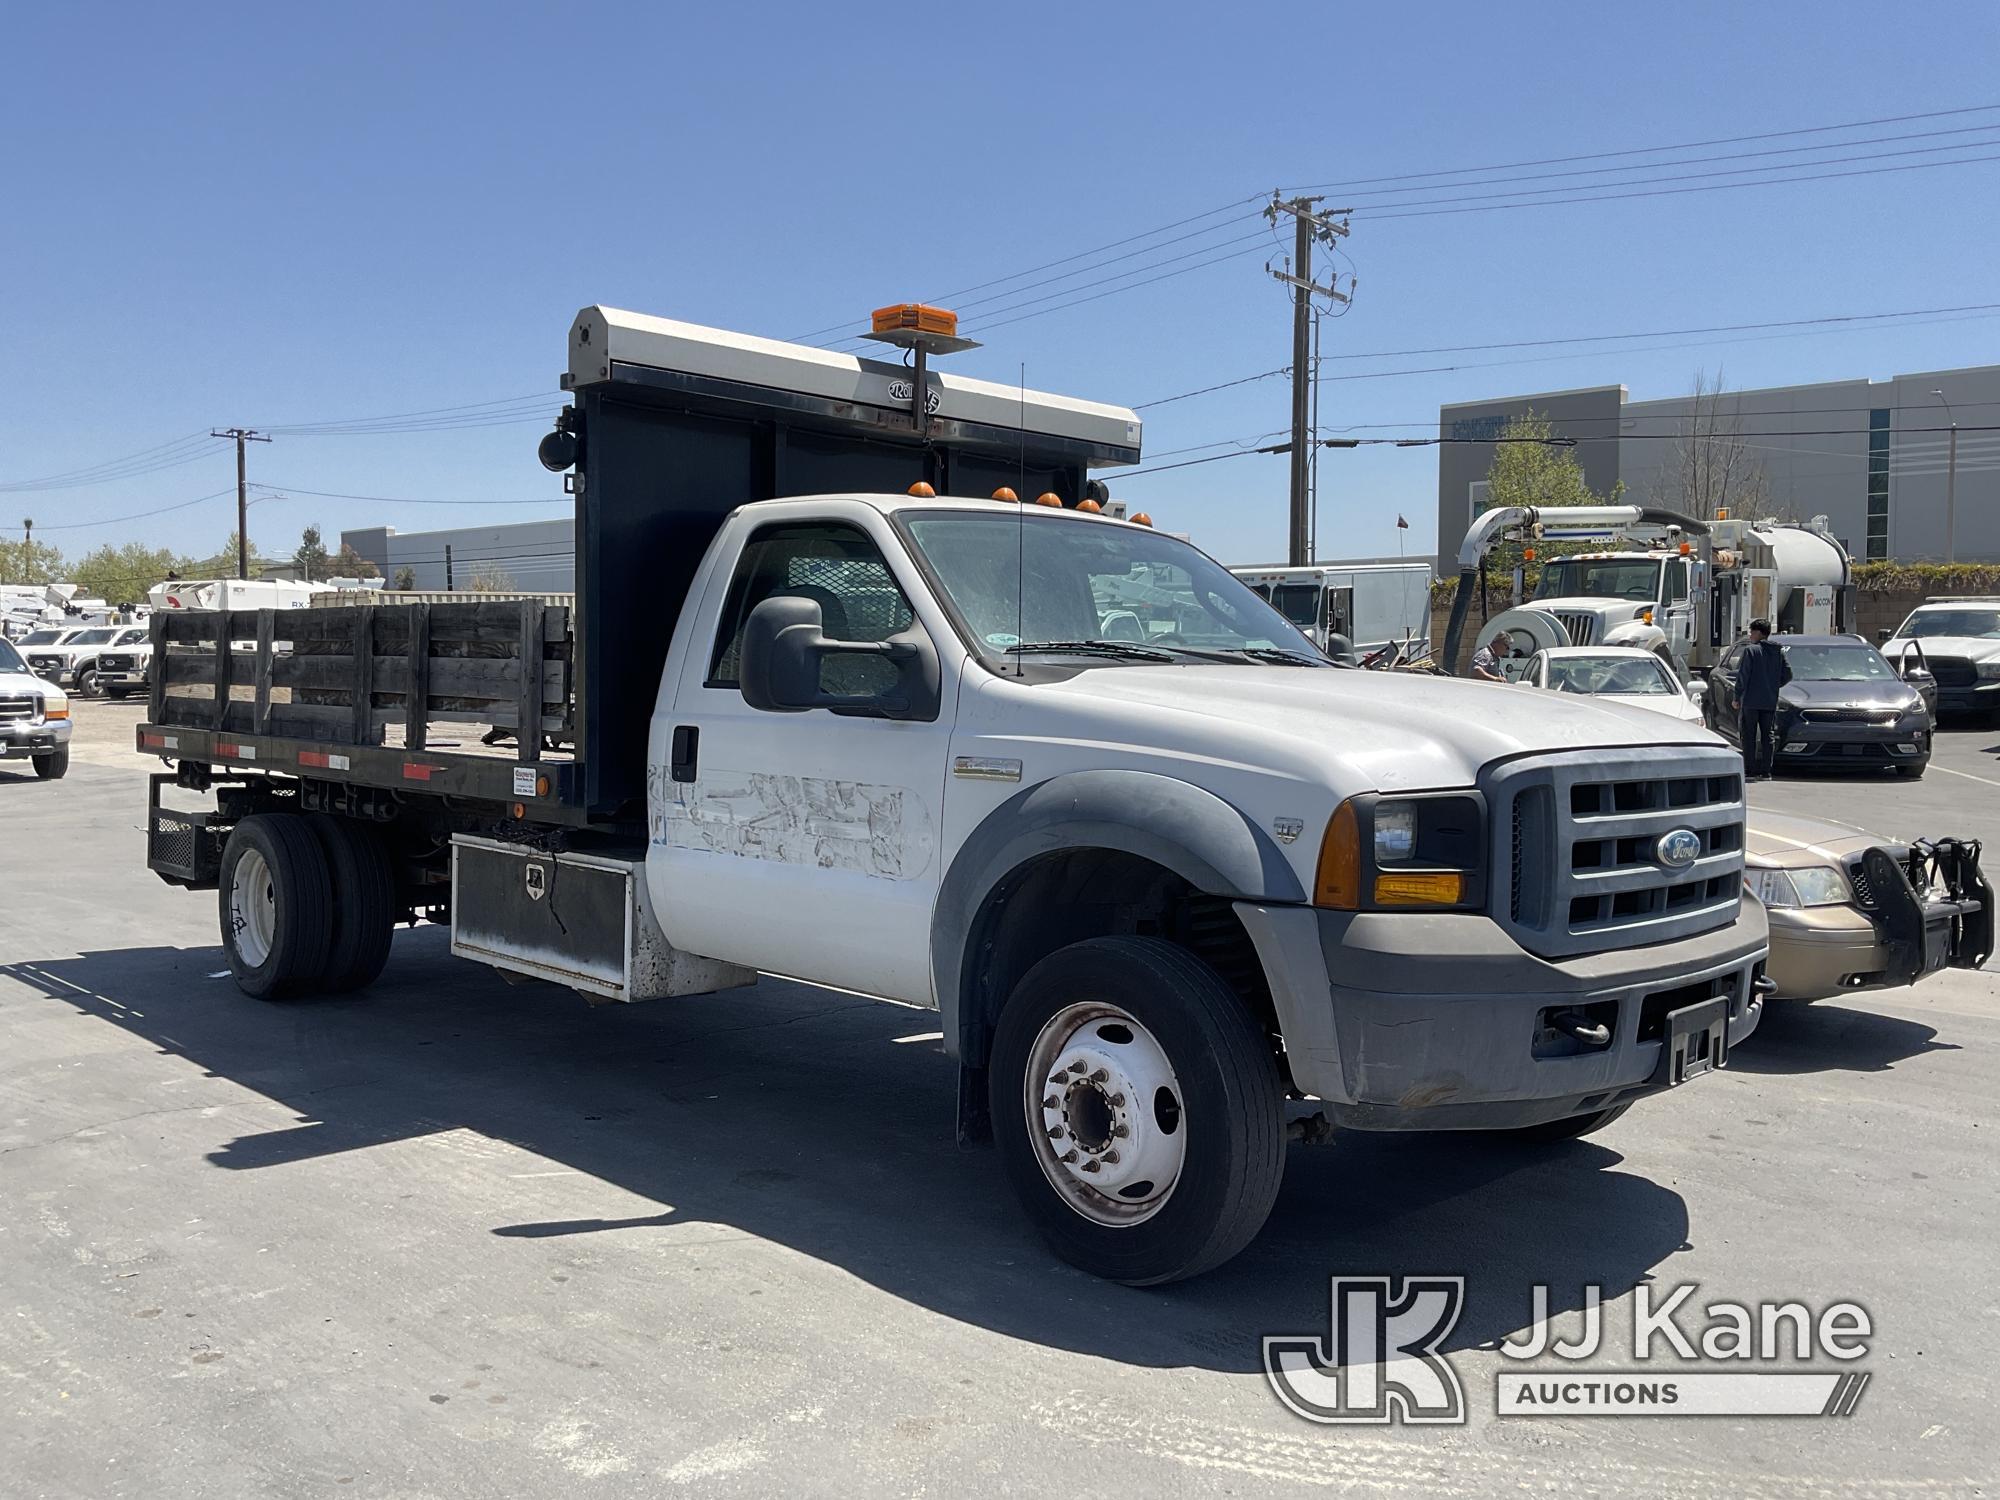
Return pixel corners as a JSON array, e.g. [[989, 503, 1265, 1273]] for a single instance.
[[1875, 628, 1891, 644], [738, 595, 941, 722], [1687, 679, 1708, 702]]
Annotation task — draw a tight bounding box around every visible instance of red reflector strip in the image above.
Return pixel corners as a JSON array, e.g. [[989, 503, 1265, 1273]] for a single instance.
[[402, 762, 439, 781], [140, 731, 176, 751], [297, 750, 352, 770], [214, 743, 256, 761]]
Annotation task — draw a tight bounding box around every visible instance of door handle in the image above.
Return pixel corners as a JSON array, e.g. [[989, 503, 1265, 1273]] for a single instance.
[[670, 725, 698, 783]]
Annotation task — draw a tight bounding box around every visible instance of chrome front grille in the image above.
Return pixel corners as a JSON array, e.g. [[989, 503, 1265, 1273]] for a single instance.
[[1492, 747, 1746, 959], [1552, 610, 1599, 646], [0, 693, 38, 721]]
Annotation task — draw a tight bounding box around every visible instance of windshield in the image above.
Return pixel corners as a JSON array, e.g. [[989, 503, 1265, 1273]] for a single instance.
[[0, 640, 24, 673], [902, 513, 1319, 662], [1899, 607, 2000, 639], [1781, 643, 1896, 682], [21, 629, 64, 645], [1535, 559, 1662, 602], [70, 628, 117, 645], [1266, 583, 1321, 629], [1546, 654, 1677, 695]]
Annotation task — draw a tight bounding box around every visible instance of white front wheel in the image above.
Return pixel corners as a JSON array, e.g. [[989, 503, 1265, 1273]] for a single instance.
[[1026, 1002, 1188, 1227]]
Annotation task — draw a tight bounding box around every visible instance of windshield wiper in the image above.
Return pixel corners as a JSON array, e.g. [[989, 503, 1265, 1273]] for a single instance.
[[1217, 646, 1330, 667], [1005, 640, 1180, 661]]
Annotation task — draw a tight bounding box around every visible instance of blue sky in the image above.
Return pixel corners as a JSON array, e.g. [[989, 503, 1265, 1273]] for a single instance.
[[5, 1, 1998, 571]]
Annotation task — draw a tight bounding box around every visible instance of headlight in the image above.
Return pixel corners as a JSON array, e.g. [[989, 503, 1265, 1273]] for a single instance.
[[1745, 865, 1849, 908], [1977, 662, 2000, 681], [1316, 794, 1484, 911]]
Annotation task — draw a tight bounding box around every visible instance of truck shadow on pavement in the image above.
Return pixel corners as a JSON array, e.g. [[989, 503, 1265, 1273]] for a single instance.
[[7, 935, 1696, 1370], [1727, 999, 1958, 1075]]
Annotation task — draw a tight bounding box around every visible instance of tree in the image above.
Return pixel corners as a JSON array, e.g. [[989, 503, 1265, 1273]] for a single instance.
[[467, 562, 516, 593], [293, 524, 331, 582], [70, 542, 183, 606], [1479, 409, 1624, 586], [190, 530, 258, 578], [391, 565, 417, 591], [332, 542, 374, 577], [1, 535, 69, 585], [1654, 370, 1771, 522]]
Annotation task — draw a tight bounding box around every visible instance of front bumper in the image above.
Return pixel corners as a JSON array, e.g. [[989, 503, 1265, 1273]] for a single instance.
[[1774, 718, 1928, 768], [0, 716, 72, 759], [1764, 905, 1889, 999], [1235, 902, 1767, 1130], [1937, 679, 2000, 714]]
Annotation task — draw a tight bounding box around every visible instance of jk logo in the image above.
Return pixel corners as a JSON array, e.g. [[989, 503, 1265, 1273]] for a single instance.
[[1264, 1276, 1467, 1425]]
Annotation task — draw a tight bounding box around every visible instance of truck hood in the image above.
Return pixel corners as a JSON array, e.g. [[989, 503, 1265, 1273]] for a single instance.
[[1040, 665, 1719, 791], [1882, 634, 2000, 662], [1528, 595, 1653, 618]]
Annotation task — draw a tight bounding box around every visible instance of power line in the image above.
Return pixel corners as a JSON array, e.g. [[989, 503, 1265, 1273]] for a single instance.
[[1356, 149, 2000, 223], [1286, 102, 2000, 194], [31, 487, 243, 530], [1343, 133, 2000, 215], [1135, 368, 1290, 409], [251, 483, 567, 508]]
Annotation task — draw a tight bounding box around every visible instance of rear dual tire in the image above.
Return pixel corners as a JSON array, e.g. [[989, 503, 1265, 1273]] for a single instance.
[[989, 936, 1286, 1286], [219, 813, 394, 999]]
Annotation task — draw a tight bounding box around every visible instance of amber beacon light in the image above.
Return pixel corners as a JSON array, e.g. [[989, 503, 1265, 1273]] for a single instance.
[[871, 303, 960, 338]]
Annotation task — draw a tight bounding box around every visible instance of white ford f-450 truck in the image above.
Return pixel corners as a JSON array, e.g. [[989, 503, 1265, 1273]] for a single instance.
[[139, 306, 1767, 1283]]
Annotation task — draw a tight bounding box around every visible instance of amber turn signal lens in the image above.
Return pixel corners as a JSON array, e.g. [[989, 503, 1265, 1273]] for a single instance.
[[511, 802, 527, 819], [990, 487, 1019, 503], [1374, 871, 1464, 907], [907, 481, 936, 498], [1130, 512, 1153, 527], [1035, 492, 1063, 507], [44, 705, 69, 720], [1075, 498, 1102, 513], [1314, 801, 1362, 909]]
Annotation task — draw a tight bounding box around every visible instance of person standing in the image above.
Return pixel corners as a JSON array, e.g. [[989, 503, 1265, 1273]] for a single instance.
[[1735, 618, 1792, 780], [1470, 630, 1513, 682]]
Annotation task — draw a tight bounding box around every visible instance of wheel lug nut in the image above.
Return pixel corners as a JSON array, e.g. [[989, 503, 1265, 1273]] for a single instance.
[[1047, 1126, 1063, 1139], [1080, 1160, 1100, 1174], [1108, 1093, 1125, 1107], [1102, 1150, 1120, 1165], [1043, 1095, 1059, 1110], [1047, 1073, 1066, 1086], [1112, 1125, 1129, 1139], [1069, 1060, 1087, 1074], [1059, 1149, 1078, 1163], [1089, 1069, 1108, 1083]]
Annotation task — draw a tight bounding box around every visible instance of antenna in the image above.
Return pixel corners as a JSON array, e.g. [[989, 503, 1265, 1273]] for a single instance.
[[1016, 362, 1027, 677]]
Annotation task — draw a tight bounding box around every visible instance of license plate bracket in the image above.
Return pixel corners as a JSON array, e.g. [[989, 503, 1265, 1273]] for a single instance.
[[1655, 996, 1729, 1087]]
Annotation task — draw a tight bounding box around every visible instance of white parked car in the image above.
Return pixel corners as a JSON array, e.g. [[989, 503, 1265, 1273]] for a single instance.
[[0, 636, 71, 778], [1517, 645, 1707, 726]]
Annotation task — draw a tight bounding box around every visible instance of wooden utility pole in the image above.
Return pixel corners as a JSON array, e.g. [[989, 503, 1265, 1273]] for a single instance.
[[1264, 197, 1351, 566], [210, 429, 270, 578]]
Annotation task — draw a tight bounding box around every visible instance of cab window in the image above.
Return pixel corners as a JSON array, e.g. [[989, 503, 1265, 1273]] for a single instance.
[[708, 522, 917, 697]]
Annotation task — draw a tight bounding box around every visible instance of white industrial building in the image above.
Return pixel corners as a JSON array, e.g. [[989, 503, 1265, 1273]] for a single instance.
[[1435, 362, 2000, 566]]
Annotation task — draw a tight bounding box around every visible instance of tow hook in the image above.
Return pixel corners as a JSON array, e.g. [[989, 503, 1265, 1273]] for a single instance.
[[1753, 974, 1779, 997], [1549, 1010, 1612, 1047]]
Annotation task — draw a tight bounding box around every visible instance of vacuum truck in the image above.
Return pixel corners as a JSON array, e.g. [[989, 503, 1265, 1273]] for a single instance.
[[1442, 504, 1854, 677]]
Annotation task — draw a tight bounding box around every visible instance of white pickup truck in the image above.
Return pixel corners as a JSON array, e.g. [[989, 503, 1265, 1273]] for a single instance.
[[141, 306, 1767, 1283]]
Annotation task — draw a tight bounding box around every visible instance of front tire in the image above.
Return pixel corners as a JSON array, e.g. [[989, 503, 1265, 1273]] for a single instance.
[[989, 936, 1285, 1285], [73, 667, 99, 697], [219, 815, 333, 999], [32, 748, 69, 779]]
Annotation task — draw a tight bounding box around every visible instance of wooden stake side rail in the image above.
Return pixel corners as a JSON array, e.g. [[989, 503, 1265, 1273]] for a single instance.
[[144, 601, 581, 806]]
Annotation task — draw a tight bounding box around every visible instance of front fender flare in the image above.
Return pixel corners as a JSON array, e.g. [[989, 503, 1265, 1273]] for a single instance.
[[931, 769, 1306, 1062]]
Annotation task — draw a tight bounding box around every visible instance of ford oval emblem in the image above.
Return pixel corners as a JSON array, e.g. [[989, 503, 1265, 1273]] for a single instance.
[[1656, 828, 1702, 871]]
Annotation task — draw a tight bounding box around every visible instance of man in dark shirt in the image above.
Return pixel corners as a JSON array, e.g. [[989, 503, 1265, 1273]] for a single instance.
[[1735, 619, 1793, 780]]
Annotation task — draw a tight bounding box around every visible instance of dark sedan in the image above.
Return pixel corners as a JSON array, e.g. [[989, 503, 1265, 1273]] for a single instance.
[[1705, 634, 1933, 778]]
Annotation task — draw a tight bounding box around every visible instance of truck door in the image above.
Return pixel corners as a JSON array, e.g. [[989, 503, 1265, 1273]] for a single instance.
[[1660, 556, 1694, 662], [650, 515, 955, 1005]]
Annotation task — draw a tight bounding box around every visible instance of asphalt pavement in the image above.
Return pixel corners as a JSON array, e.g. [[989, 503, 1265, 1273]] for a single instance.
[[2, 698, 1995, 1498]]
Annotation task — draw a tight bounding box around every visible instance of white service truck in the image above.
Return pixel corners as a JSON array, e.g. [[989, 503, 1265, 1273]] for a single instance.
[[1229, 560, 1433, 662], [1443, 504, 1853, 678], [138, 306, 1768, 1283]]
